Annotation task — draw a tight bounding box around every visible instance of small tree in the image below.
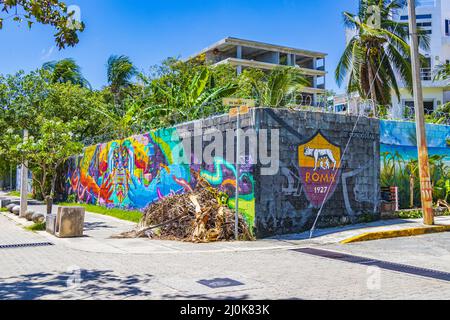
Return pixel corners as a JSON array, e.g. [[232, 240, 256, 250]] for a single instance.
[[18, 117, 83, 210], [0, 0, 84, 49]]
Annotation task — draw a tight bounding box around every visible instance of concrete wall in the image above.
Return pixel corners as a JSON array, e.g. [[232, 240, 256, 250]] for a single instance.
[[380, 120, 450, 165], [65, 108, 381, 238], [254, 109, 380, 237], [65, 113, 257, 230]]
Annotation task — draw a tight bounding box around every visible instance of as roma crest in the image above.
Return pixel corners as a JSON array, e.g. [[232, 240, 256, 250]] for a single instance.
[[298, 132, 342, 208]]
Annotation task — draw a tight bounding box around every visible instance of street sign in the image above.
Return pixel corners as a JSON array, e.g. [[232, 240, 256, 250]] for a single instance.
[[223, 98, 256, 108], [223, 98, 255, 240], [228, 105, 250, 118]]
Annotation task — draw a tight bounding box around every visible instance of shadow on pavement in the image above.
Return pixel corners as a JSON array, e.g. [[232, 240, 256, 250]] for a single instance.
[[83, 221, 115, 231], [0, 270, 154, 300]]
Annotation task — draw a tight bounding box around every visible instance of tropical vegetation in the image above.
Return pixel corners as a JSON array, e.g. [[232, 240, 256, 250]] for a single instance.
[[0, 0, 84, 49], [381, 151, 450, 210], [336, 0, 429, 107], [0, 54, 308, 202]]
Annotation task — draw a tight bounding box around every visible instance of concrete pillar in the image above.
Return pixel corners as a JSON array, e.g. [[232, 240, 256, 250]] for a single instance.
[[287, 54, 291, 66], [236, 45, 243, 75], [274, 52, 280, 65], [19, 129, 28, 218], [236, 45, 242, 59]]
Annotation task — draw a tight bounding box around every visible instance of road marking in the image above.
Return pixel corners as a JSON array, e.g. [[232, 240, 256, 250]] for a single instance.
[[293, 247, 450, 282]]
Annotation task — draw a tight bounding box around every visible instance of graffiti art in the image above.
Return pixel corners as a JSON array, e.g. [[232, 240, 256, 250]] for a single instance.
[[65, 128, 256, 229], [298, 131, 342, 208]]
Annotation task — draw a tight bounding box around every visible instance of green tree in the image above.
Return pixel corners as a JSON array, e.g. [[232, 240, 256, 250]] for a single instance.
[[151, 59, 238, 124], [240, 67, 308, 107], [434, 62, 450, 82], [18, 117, 83, 206], [0, 0, 84, 49], [107, 55, 137, 104], [43, 58, 90, 88], [335, 0, 429, 106]]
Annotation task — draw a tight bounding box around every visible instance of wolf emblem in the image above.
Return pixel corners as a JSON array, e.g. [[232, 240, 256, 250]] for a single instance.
[[304, 147, 337, 171]]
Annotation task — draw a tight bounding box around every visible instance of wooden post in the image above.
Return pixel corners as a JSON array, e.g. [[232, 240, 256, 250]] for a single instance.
[[19, 129, 29, 218], [408, 0, 434, 225]]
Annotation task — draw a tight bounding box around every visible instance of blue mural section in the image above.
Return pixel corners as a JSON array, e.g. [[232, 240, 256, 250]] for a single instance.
[[380, 120, 450, 165]]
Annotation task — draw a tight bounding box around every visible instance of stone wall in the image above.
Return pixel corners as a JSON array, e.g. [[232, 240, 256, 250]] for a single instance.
[[254, 109, 380, 237], [64, 108, 380, 238]]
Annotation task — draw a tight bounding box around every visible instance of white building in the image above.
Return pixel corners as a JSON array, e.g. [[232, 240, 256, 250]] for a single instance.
[[391, 0, 450, 118], [343, 0, 450, 118]]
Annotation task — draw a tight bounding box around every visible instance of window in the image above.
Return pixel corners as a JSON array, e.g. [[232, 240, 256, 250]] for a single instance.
[[417, 14, 432, 20], [420, 57, 432, 81], [446, 19, 450, 36], [417, 22, 432, 27], [400, 14, 432, 21], [404, 101, 435, 117]]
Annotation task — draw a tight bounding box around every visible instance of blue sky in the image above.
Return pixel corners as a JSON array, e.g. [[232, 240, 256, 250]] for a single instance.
[[0, 0, 358, 93]]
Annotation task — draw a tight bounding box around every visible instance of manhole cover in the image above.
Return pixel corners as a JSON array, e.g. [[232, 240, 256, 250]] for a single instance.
[[0, 242, 54, 250], [293, 247, 450, 282], [197, 278, 245, 289]]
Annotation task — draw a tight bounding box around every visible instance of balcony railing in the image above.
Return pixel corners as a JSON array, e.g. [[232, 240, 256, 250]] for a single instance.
[[421, 68, 432, 81], [416, 0, 435, 7]]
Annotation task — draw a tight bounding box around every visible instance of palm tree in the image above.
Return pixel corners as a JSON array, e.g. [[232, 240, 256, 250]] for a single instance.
[[242, 67, 308, 107], [43, 58, 90, 88], [336, 0, 429, 106], [106, 55, 137, 96], [434, 62, 450, 82], [153, 67, 238, 122]]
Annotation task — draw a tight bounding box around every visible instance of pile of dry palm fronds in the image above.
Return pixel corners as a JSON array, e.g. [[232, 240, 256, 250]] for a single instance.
[[437, 200, 450, 215], [114, 172, 254, 242]]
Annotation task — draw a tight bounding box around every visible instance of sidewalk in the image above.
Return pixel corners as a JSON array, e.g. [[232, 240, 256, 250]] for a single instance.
[[2, 192, 450, 255]]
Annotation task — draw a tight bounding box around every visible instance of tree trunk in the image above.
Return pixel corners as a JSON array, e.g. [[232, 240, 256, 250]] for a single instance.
[[367, 61, 378, 106], [47, 169, 59, 215]]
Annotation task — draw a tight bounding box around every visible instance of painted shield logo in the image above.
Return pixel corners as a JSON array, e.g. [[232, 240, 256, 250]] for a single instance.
[[298, 132, 342, 208]]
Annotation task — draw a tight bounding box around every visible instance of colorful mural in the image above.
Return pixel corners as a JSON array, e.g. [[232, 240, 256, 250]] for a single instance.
[[65, 128, 255, 228], [380, 120, 450, 209], [298, 132, 342, 208], [380, 120, 450, 165]]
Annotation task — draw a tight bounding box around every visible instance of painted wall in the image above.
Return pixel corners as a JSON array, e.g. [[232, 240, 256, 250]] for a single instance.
[[255, 109, 380, 237], [65, 123, 256, 230], [380, 120, 450, 165], [65, 108, 381, 238]]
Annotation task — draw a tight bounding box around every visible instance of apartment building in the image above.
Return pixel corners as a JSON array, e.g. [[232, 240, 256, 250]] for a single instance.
[[391, 0, 450, 118], [187, 37, 327, 107]]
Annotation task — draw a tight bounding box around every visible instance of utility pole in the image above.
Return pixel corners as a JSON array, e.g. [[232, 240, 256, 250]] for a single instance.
[[235, 109, 240, 241], [19, 129, 29, 218], [408, 0, 434, 225]]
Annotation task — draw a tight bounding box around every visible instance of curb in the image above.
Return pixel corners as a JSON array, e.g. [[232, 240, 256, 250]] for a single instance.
[[340, 225, 450, 244]]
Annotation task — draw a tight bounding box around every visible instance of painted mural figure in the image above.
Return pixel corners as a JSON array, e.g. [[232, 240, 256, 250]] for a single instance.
[[65, 128, 256, 230], [304, 147, 337, 171], [298, 132, 342, 208]]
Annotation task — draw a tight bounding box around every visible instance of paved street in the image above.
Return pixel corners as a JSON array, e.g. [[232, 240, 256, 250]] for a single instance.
[[1, 204, 450, 300]]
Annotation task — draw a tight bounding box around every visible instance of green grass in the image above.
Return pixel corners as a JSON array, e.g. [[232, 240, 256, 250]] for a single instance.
[[7, 191, 32, 199], [398, 209, 423, 219], [26, 222, 46, 232], [0, 208, 8, 212], [58, 202, 143, 223]]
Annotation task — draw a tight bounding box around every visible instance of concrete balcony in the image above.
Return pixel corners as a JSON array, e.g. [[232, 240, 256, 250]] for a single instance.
[[213, 57, 327, 77]]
